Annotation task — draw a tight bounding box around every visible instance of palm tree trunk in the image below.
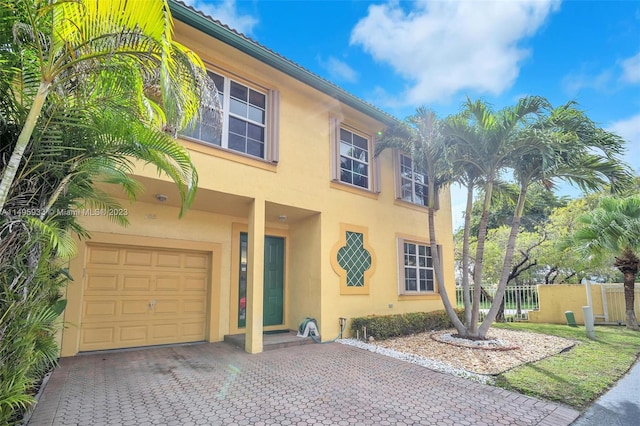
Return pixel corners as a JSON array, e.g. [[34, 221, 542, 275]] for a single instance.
[[429, 206, 465, 335], [0, 81, 50, 212], [40, 164, 78, 219], [496, 298, 505, 322], [470, 180, 494, 336], [478, 183, 527, 337], [461, 181, 474, 329], [622, 272, 639, 331]]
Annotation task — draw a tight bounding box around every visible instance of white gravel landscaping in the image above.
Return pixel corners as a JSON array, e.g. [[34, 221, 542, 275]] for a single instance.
[[337, 338, 494, 384], [338, 328, 576, 377]]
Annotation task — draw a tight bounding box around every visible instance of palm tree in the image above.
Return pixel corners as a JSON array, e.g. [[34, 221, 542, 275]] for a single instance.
[[478, 103, 632, 336], [443, 114, 484, 329], [0, 0, 218, 213], [444, 96, 548, 337], [572, 197, 640, 330], [375, 108, 466, 335]]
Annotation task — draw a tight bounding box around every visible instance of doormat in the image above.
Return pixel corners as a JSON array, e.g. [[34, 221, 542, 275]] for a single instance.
[[263, 330, 290, 335]]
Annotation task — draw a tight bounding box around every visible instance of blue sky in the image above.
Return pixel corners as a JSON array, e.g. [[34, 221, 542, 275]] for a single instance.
[[183, 0, 640, 227]]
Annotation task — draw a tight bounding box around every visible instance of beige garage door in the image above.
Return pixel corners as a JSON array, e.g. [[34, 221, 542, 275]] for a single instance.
[[80, 244, 209, 351]]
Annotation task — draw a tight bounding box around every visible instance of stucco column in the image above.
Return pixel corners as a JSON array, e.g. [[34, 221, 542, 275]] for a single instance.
[[245, 197, 265, 354]]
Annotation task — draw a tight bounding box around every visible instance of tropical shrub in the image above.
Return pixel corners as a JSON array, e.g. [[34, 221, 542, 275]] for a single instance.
[[350, 309, 465, 341], [0, 224, 68, 424]]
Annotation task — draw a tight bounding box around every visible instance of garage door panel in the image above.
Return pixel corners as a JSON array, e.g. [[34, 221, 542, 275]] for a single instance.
[[121, 299, 152, 315], [182, 321, 205, 338], [124, 250, 153, 266], [122, 274, 153, 291], [119, 325, 148, 343], [80, 244, 209, 351], [157, 252, 181, 268], [85, 273, 118, 291], [87, 247, 120, 265], [82, 323, 204, 350], [184, 275, 207, 291], [152, 323, 179, 339], [154, 300, 179, 314], [81, 327, 114, 345], [153, 298, 206, 316], [156, 275, 181, 291], [83, 300, 117, 318], [83, 298, 150, 321], [183, 299, 206, 315], [185, 253, 208, 270]]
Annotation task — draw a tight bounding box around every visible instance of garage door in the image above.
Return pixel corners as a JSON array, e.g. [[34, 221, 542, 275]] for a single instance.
[[80, 244, 209, 351]]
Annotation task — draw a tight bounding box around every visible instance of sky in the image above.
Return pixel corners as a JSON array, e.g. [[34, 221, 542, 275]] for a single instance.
[[182, 0, 640, 229]]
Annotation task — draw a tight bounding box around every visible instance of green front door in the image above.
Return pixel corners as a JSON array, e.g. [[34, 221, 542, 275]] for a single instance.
[[263, 236, 284, 326], [238, 233, 284, 328]]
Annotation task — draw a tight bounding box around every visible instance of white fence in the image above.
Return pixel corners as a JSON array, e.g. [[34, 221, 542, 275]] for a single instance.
[[455, 285, 539, 320], [594, 284, 640, 325]]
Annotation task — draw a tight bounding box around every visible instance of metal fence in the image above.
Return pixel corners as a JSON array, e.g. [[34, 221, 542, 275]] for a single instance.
[[455, 285, 539, 321]]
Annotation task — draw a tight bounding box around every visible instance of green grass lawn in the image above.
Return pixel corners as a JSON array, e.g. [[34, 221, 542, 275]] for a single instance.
[[493, 323, 640, 410]]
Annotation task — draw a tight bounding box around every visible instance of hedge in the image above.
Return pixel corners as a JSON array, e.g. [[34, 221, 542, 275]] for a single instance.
[[350, 309, 465, 341]]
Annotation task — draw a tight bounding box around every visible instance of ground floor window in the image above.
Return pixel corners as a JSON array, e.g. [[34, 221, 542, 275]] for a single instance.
[[402, 241, 435, 293], [238, 233, 248, 328]]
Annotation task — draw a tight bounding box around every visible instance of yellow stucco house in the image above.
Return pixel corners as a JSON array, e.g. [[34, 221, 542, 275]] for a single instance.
[[58, 1, 456, 357]]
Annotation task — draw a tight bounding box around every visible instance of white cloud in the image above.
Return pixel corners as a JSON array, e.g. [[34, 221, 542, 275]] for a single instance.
[[621, 52, 640, 83], [562, 69, 615, 95], [350, 0, 560, 105], [563, 51, 640, 95], [319, 56, 359, 83], [608, 113, 640, 173], [182, 0, 258, 35]]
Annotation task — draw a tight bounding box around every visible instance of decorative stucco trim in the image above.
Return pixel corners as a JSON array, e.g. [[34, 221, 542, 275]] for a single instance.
[[330, 223, 377, 295]]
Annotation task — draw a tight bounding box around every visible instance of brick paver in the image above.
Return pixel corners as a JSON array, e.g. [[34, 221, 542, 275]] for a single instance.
[[28, 342, 579, 425]]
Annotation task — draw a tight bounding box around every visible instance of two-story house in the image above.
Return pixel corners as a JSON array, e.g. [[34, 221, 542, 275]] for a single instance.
[[58, 0, 456, 357]]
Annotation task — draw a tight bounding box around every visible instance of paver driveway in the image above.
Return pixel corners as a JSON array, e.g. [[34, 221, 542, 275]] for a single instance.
[[28, 342, 578, 425]]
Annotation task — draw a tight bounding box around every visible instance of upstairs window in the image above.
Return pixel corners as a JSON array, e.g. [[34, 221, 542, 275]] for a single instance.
[[183, 71, 224, 146], [228, 81, 266, 158], [399, 154, 428, 206], [339, 128, 370, 189], [182, 70, 279, 162]]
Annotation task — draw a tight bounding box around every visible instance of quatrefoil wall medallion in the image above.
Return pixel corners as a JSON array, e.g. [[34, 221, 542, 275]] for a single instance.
[[331, 224, 376, 295]]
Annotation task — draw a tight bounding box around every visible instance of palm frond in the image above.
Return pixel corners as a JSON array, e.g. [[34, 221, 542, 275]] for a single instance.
[[23, 216, 76, 259], [571, 196, 640, 263]]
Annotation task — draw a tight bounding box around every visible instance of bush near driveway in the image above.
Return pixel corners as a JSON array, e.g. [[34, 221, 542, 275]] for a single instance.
[[350, 309, 465, 340]]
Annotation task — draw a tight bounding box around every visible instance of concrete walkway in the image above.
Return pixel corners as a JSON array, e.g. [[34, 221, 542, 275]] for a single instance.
[[29, 342, 579, 426], [571, 360, 640, 426]]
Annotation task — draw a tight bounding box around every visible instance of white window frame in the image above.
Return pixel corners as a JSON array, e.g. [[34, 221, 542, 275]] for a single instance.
[[182, 69, 279, 163], [395, 152, 438, 209], [397, 238, 439, 295], [329, 116, 378, 192], [398, 153, 427, 206]]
